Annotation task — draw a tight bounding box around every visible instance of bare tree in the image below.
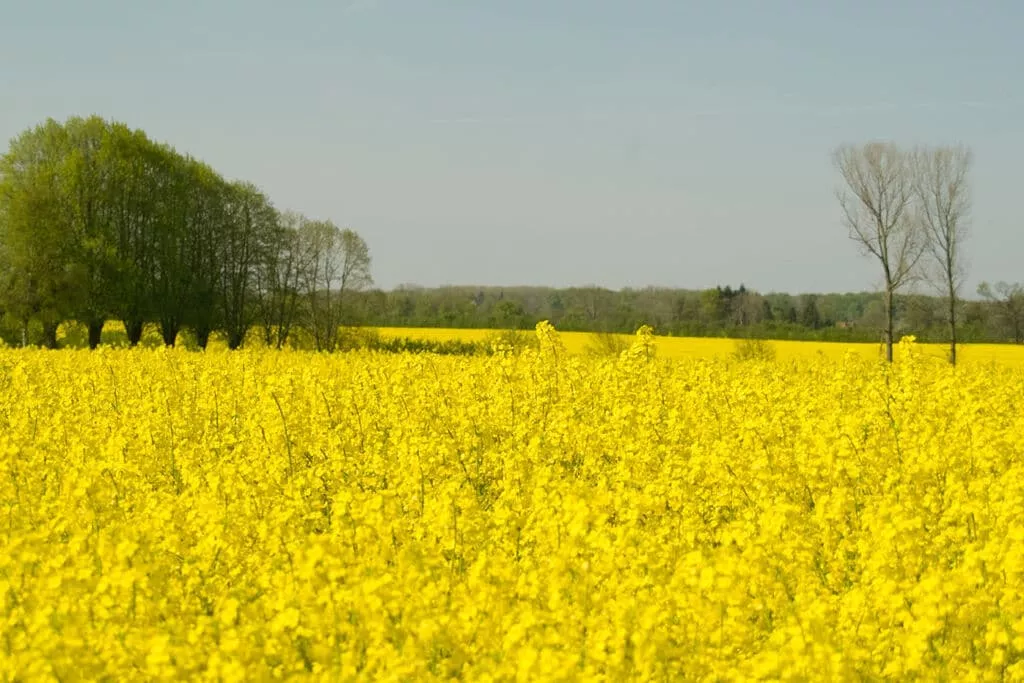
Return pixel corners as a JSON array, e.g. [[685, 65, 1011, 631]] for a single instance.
[[833, 142, 925, 362], [296, 220, 372, 351], [336, 228, 373, 330], [911, 144, 972, 364], [298, 219, 341, 351], [254, 210, 305, 349]]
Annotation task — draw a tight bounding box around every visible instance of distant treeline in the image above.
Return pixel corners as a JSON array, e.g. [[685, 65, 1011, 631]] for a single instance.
[[349, 283, 1024, 345]]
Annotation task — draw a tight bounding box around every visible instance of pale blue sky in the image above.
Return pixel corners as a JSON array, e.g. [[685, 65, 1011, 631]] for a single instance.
[[2, 1, 1023, 294]]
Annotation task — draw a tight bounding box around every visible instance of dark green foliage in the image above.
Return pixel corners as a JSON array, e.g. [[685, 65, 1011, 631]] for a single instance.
[[482, 328, 539, 353], [583, 331, 631, 357], [0, 116, 372, 350], [731, 338, 777, 362], [368, 336, 487, 356], [283, 326, 488, 356], [347, 285, 1024, 345]]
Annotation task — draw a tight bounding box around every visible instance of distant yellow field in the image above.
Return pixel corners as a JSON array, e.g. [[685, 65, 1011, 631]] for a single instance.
[[374, 326, 1024, 367], [51, 321, 1023, 368]]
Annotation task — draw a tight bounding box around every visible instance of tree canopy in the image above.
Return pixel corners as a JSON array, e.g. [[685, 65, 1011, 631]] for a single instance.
[[0, 115, 372, 349]]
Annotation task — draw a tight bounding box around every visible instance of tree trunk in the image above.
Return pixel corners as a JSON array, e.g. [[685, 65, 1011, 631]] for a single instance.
[[227, 328, 245, 350], [41, 321, 59, 349], [88, 320, 105, 350], [277, 299, 295, 349], [125, 319, 144, 347], [20, 319, 28, 348], [948, 286, 958, 366], [884, 288, 894, 363], [160, 320, 179, 347], [195, 325, 212, 350]]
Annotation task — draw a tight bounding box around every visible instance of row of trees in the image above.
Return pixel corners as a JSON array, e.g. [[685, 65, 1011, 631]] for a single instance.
[[0, 116, 372, 350], [13, 277, 1024, 349]]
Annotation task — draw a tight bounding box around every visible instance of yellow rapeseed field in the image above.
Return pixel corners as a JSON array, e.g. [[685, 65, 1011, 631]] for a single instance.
[[375, 325, 1024, 367], [2, 323, 1024, 680]]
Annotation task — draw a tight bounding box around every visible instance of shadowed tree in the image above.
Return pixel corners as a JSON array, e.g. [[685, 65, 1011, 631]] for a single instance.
[[180, 160, 226, 349], [149, 144, 193, 347], [912, 144, 972, 364], [105, 123, 161, 347], [218, 181, 278, 349], [254, 210, 305, 349], [833, 142, 925, 362]]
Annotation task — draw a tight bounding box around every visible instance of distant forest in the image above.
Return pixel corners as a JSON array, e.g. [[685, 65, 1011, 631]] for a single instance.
[[348, 283, 1024, 345]]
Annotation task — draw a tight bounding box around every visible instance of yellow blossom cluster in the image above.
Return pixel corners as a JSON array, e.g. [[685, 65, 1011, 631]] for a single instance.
[[1, 325, 1023, 680]]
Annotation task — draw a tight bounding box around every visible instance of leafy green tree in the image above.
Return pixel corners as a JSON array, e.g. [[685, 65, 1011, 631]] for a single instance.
[[181, 159, 226, 349], [150, 146, 199, 346], [700, 288, 727, 325], [800, 295, 822, 330], [218, 181, 278, 349], [104, 123, 160, 346], [61, 116, 121, 347], [0, 119, 77, 348], [491, 299, 528, 329]]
